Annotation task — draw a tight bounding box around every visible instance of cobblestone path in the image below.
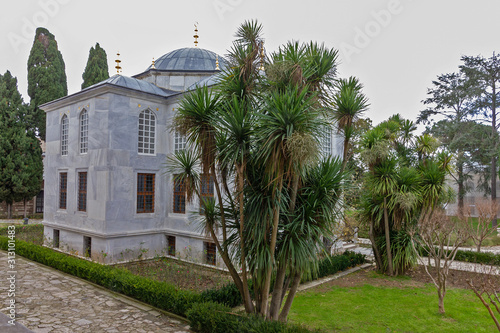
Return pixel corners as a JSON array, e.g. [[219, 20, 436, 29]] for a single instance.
[[0, 251, 192, 333]]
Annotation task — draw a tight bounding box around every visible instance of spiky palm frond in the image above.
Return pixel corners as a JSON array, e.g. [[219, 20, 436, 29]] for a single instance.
[[174, 86, 221, 173], [278, 156, 346, 272], [256, 86, 323, 183], [332, 76, 369, 131], [415, 133, 439, 161], [303, 42, 339, 93], [377, 230, 418, 275], [218, 95, 255, 168], [235, 19, 264, 47], [164, 149, 201, 203], [419, 159, 448, 209], [369, 157, 398, 197]]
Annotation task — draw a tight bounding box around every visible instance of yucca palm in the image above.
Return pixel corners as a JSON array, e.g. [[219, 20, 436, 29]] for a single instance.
[[173, 85, 257, 311], [370, 158, 397, 275], [167, 20, 346, 322], [255, 85, 324, 318], [332, 76, 369, 169]]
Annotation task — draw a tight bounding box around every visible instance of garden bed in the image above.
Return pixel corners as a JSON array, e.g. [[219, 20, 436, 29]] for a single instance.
[[116, 257, 232, 292], [0, 223, 44, 245]]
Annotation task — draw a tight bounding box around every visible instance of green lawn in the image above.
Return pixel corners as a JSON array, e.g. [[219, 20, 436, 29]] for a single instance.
[[289, 277, 497, 332]]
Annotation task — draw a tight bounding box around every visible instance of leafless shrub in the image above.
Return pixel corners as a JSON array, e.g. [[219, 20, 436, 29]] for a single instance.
[[466, 199, 499, 252], [411, 208, 470, 314]]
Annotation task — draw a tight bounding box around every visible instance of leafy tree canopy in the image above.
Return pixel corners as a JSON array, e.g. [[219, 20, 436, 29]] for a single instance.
[[82, 42, 109, 89], [0, 71, 43, 218], [27, 27, 67, 140]]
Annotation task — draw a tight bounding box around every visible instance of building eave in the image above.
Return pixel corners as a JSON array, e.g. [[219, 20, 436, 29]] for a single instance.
[[40, 83, 182, 112]]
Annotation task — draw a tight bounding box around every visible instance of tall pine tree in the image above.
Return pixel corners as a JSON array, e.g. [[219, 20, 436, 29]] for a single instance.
[[82, 42, 109, 89], [0, 71, 43, 218], [27, 27, 67, 140]]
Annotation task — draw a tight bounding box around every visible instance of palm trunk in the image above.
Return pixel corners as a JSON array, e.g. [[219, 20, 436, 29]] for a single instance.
[[278, 269, 302, 322], [206, 166, 253, 313], [260, 177, 284, 317], [269, 259, 288, 320], [384, 197, 394, 276], [269, 173, 300, 319], [7, 203, 12, 219], [236, 163, 254, 314], [369, 219, 383, 271], [211, 164, 227, 250], [208, 227, 245, 301], [341, 135, 350, 172]]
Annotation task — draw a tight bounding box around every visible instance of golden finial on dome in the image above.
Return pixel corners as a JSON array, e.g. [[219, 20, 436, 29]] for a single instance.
[[194, 22, 199, 47], [259, 42, 265, 71], [115, 52, 122, 74], [215, 54, 220, 70], [151, 57, 156, 69]]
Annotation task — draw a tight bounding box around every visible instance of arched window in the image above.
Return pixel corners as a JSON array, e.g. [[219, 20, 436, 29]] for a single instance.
[[174, 131, 186, 153], [79, 110, 88, 154], [61, 115, 69, 156], [321, 124, 332, 157], [138, 110, 156, 155]]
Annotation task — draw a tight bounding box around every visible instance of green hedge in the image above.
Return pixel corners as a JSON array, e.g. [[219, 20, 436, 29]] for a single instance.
[[186, 302, 319, 333], [200, 280, 243, 308], [319, 251, 366, 278], [454, 249, 500, 266]]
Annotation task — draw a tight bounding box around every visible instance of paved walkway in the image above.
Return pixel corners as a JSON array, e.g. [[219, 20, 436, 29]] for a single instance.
[[0, 251, 191, 333], [352, 241, 500, 274]]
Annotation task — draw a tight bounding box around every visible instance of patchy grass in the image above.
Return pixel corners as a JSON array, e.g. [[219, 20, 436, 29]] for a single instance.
[[117, 257, 232, 292], [288, 269, 496, 332], [0, 223, 44, 245]]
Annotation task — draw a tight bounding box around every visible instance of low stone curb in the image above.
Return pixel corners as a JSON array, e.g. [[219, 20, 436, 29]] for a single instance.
[[297, 263, 373, 292]]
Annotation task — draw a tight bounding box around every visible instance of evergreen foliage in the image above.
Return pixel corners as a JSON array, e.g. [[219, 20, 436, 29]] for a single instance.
[[82, 42, 109, 89], [0, 71, 43, 218], [168, 20, 352, 321], [359, 116, 453, 275], [27, 27, 67, 140]]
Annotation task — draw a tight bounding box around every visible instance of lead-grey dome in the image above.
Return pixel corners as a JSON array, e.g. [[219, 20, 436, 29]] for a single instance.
[[149, 47, 227, 72]]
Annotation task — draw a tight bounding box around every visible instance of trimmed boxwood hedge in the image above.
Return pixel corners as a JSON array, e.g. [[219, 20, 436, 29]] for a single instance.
[[316, 250, 366, 280], [454, 249, 500, 266], [186, 301, 320, 333]]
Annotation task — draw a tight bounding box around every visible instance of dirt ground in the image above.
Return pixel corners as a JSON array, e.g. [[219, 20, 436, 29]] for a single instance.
[[314, 265, 499, 292]]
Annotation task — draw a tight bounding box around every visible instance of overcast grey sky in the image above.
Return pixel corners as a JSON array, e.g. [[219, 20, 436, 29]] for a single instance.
[[1, 0, 499, 127]]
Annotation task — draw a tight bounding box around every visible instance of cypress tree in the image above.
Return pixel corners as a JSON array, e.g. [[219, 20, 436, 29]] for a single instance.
[[0, 71, 43, 218], [82, 42, 109, 89], [27, 27, 67, 140]]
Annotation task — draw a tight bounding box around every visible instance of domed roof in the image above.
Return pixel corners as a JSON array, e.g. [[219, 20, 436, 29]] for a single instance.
[[149, 47, 226, 72]]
